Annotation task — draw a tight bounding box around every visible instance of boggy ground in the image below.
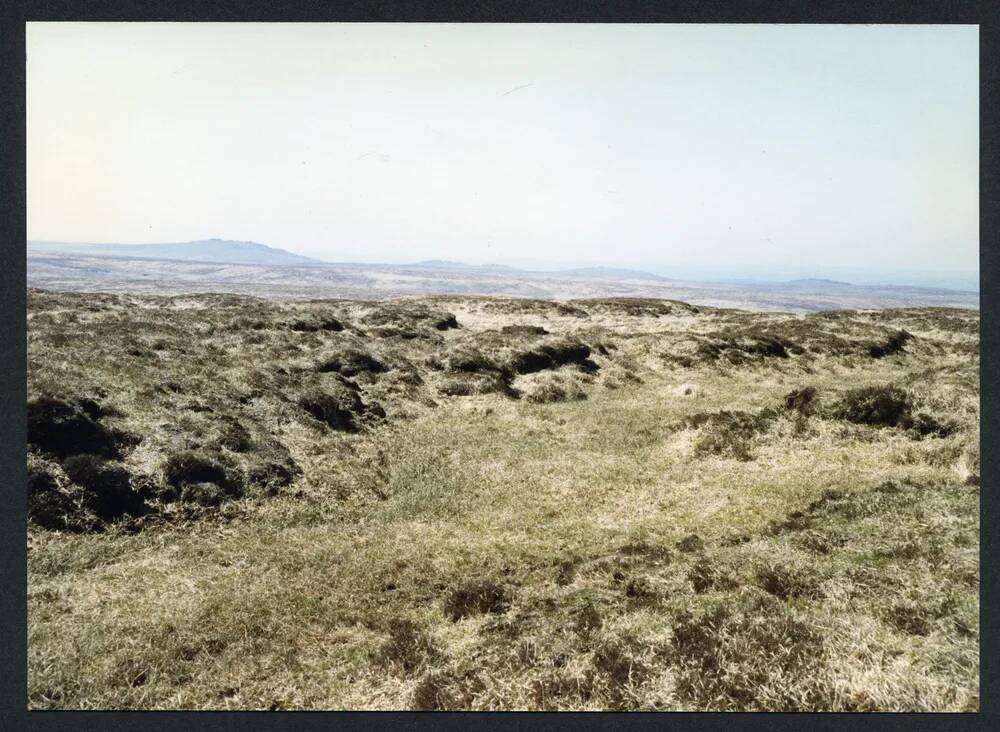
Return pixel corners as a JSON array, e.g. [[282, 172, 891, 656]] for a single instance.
[[26, 289, 979, 710]]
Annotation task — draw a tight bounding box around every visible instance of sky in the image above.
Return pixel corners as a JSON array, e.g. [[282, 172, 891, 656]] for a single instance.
[[26, 23, 978, 286]]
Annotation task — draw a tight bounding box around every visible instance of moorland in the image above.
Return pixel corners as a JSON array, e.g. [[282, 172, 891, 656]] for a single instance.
[[27, 289, 979, 710]]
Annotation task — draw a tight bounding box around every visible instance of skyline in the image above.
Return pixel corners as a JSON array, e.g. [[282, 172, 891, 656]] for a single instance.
[[26, 236, 979, 292], [27, 23, 978, 288]]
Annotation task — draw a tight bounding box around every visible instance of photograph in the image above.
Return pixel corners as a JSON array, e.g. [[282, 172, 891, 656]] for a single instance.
[[24, 22, 979, 711]]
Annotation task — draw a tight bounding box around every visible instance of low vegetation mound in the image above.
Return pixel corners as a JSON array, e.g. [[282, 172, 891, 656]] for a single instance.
[[868, 330, 913, 359], [500, 324, 549, 337], [376, 619, 442, 673], [671, 588, 827, 711], [832, 385, 953, 437], [62, 454, 148, 520], [444, 580, 512, 621], [523, 374, 587, 404], [783, 386, 818, 414], [297, 378, 387, 431], [694, 331, 802, 364], [28, 454, 148, 531], [27, 397, 135, 459], [317, 350, 389, 377], [684, 409, 778, 461], [363, 304, 460, 333], [288, 315, 344, 332], [511, 340, 596, 375], [162, 450, 245, 505], [28, 465, 88, 531]]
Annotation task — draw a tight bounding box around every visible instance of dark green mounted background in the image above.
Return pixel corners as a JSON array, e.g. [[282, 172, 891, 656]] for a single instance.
[[1, 1, 995, 731]]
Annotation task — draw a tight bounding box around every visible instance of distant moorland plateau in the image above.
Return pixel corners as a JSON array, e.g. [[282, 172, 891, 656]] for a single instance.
[[27, 239, 978, 313]]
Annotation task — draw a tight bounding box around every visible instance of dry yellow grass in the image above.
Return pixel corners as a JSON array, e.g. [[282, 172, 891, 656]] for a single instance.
[[27, 291, 979, 710]]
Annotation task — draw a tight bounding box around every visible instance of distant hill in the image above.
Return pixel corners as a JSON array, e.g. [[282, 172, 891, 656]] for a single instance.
[[24, 242, 978, 312], [722, 277, 853, 288], [783, 278, 853, 288], [404, 261, 669, 281], [27, 239, 323, 267], [555, 266, 672, 282], [405, 260, 519, 273]]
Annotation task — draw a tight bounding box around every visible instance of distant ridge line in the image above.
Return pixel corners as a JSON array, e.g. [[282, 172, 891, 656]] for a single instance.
[[26, 239, 979, 294]]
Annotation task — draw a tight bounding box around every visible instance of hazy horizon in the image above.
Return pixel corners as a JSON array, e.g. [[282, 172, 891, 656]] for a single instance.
[[26, 236, 979, 292], [27, 23, 978, 289]]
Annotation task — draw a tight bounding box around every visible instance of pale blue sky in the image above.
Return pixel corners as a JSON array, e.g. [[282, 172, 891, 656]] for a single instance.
[[27, 23, 978, 284]]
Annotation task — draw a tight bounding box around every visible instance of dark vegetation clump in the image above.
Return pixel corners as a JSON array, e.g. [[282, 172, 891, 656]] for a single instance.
[[832, 385, 954, 437], [216, 419, 254, 453], [441, 374, 520, 399], [62, 454, 148, 520], [530, 670, 593, 710], [754, 562, 824, 600], [317, 350, 388, 377], [289, 316, 344, 332], [676, 534, 705, 553], [434, 313, 460, 330], [767, 509, 813, 535], [684, 409, 775, 432], [525, 382, 569, 404], [671, 589, 827, 711], [907, 412, 957, 439], [28, 455, 147, 530], [437, 379, 474, 397], [670, 605, 728, 666], [618, 540, 672, 562], [885, 603, 935, 636], [585, 298, 681, 318], [868, 330, 912, 359], [500, 325, 549, 336], [784, 387, 818, 414], [440, 346, 525, 398], [227, 317, 268, 331], [411, 670, 478, 710], [28, 397, 136, 459], [376, 618, 441, 673], [765, 488, 849, 536], [686, 410, 777, 461], [885, 597, 958, 637], [246, 457, 301, 496], [27, 466, 86, 531], [443, 580, 511, 621], [363, 304, 460, 333], [162, 450, 244, 503], [746, 336, 793, 358], [179, 482, 227, 507], [695, 331, 802, 363], [623, 575, 658, 603], [573, 601, 603, 635], [693, 340, 729, 362], [442, 337, 597, 399], [554, 303, 591, 318], [369, 327, 424, 340], [793, 530, 846, 555], [773, 318, 858, 357], [447, 348, 501, 375], [511, 340, 596, 375], [688, 557, 740, 593], [875, 533, 946, 564], [297, 386, 367, 432], [591, 638, 650, 692], [834, 385, 912, 428], [554, 563, 576, 588]]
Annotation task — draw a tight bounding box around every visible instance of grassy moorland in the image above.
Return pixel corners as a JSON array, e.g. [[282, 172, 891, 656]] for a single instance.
[[26, 290, 979, 710]]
